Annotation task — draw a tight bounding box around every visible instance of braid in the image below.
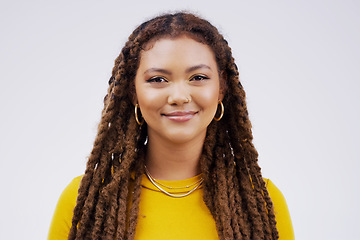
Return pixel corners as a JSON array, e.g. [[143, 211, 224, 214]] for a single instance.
[[212, 128, 233, 239], [69, 11, 279, 240], [222, 132, 246, 239], [200, 122, 217, 214], [125, 154, 144, 240]]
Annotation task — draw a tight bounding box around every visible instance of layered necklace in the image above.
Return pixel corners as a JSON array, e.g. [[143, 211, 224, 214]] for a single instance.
[[144, 165, 203, 198]]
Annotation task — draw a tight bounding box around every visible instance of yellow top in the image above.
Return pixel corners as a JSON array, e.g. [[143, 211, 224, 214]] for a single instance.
[[48, 175, 294, 239]]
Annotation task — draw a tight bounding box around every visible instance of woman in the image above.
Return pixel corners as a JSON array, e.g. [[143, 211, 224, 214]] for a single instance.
[[48, 12, 294, 240]]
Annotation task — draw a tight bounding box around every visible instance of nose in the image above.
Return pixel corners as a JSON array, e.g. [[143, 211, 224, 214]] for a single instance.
[[167, 82, 191, 105]]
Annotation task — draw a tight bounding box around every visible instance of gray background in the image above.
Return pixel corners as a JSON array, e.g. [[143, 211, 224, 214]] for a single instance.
[[1, 0, 359, 239]]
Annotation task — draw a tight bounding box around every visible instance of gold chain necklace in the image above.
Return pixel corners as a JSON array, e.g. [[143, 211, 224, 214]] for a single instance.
[[148, 171, 203, 190], [144, 165, 203, 198]]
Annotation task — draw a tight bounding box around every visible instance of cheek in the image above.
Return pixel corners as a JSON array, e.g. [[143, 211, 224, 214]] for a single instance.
[[196, 85, 220, 108], [135, 88, 165, 121], [135, 79, 154, 105], [137, 89, 163, 105]]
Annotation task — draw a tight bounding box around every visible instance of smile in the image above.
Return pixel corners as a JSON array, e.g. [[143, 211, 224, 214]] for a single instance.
[[162, 111, 198, 122]]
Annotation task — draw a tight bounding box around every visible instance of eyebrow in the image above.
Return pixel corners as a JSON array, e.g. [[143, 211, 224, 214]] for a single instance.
[[143, 64, 212, 75], [144, 68, 171, 75], [185, 64, 212, 73]]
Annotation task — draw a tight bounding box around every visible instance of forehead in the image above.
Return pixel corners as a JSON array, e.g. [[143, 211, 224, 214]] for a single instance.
[[138, 36, 217, 69]]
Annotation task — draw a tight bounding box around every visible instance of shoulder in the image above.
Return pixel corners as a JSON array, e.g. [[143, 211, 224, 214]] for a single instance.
[[264, 178, 287, 208], [66, 175, 83, 193], [264, 178, 295, 240], [48, 176, 83, 240], [56, 175, 82, 209]]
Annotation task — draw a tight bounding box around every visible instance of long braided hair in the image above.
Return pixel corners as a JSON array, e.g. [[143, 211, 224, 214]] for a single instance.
[[68, 12, 279, 240]]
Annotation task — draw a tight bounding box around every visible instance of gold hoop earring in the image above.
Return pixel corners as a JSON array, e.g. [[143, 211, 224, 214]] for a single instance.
[[213, 101, 224, 121], [135, 104, 144, 125]]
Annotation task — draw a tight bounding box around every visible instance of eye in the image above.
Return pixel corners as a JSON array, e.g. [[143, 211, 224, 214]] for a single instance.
[[146, 76, 167, 83], [190, 75, 210, 81]]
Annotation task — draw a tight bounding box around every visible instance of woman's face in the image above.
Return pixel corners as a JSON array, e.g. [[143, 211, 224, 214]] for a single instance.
[[134, 36, 223, 144]]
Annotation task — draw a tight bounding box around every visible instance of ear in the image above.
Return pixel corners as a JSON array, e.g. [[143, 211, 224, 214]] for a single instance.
[[129, 81, 138, 105], [131, 94, 138, 105], [218, 71, 227, 101]]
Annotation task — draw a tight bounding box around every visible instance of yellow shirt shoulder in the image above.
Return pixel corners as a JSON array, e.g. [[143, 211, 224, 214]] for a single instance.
[[48, 176, 82, 240], [48, 176, 294, 239]]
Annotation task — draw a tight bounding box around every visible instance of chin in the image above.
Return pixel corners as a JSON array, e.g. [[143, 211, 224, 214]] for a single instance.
[[165, 131, 206, 145]]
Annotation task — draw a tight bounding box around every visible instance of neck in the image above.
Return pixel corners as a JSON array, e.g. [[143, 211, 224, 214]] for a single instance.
[[145, 135, 205, 181]]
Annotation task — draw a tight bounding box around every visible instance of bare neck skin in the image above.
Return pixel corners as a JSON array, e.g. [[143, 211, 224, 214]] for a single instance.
[[145, 132, 206, 181]]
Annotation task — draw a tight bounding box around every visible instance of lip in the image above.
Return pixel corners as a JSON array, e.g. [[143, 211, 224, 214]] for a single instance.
[[162, 111, 198, 122]]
